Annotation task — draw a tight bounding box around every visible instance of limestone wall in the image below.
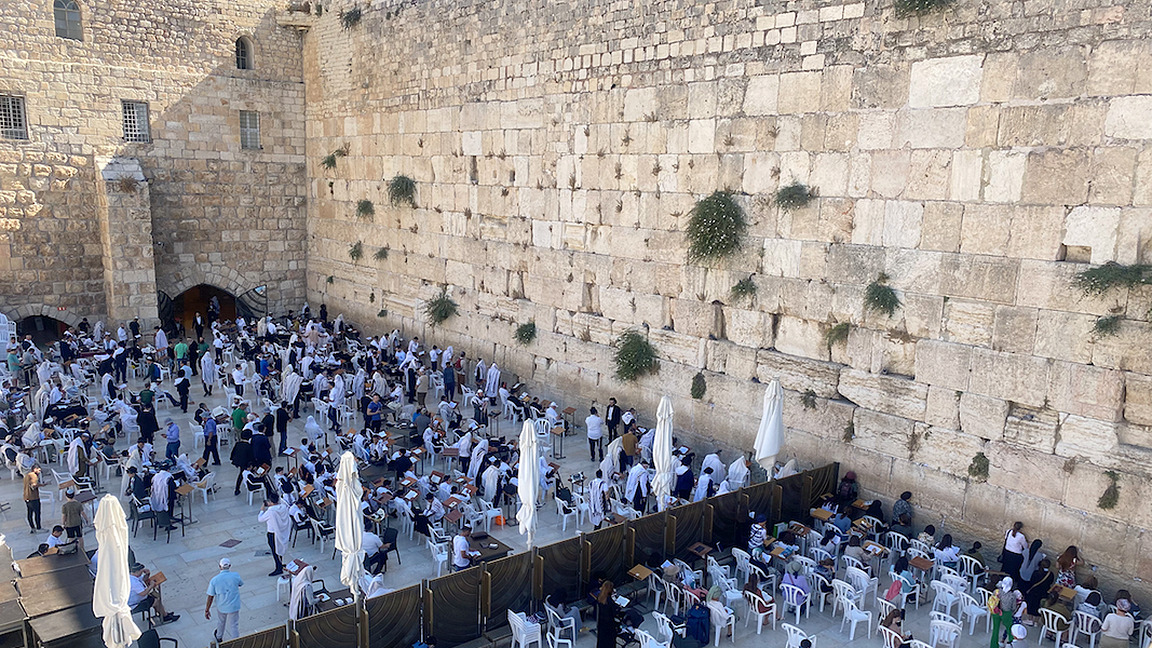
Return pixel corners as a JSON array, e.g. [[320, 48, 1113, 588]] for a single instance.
[[302, 0, 1152, 593], [0, 0, 308, 325]]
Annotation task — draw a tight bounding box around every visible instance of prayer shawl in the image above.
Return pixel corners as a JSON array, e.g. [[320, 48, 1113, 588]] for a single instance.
[[587, 477, 608, 527], [352, 369, 366, 402], [481, 463, 501, 502], [281, 367, 303, 405], [304, 416, 323, 443], [176, 454, 195, 478], [259, 502, 292, 557], [600, 437, 624, 480], [475, 359, 486, 386], [467, 439, 489, 481], [257, 318, 267, 338], [150, 470, 172, 512], [701, 454, 726, 483], [102, 374, 115, 402], [200, 353, 216, 385], [456, 431, 472, 458], [67, 437, 86, 476], [693, 474, 713, 502], [442, 346, 453, 369], [625, 463, 649, 502], [484, 364, 500, 399], [154, 329, 168, 350], [289, 566, 316, 621], [727, 458, 750, 489], [371, 372, 388, 398]]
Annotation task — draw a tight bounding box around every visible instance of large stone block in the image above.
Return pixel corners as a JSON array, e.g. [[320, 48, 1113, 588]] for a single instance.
[[1105, 96, 1152, 140], [1053, 414, 1120, 462], [893, 109, 967, 149], [1092, 320, 1152, 375], [908, 55, 984, 108], [991, 305, 1038, 355], [837, 367, 929, 420], [959, 204, 1010, 256], [958, 392, 1008, 439], [938, 254, 1019, 304], [970, 348, 1051, 408], [1047, 361, 1124, 422], [1124, 373, 1152, 427], [755, 348, 841, 398], [943, 300, 995, 347], [1032, 309, 1096, 363], [1003, 403, 1059, 453], [985, 440, 1067, 502], [926, 385, 961, 428], [743, 75, 779, 116], [851, 408, 916, 457], [1063, 206, 1121, 265], [774, 315, 830, 361], [1021, 149, 1092, 205], [915, 426, 985, 476], [915, 340, 972, 391]]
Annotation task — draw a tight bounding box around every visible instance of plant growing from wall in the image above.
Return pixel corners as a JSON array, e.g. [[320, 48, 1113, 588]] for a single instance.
[[614, 329, 659, 382], [424, 287, 458, 326], [348, 241, 363, 262], [356, 199, 375, 219], [377, 309, 387, 317], [842, 421, 855, 443], [968, 452, 989, 482], [326, 275, 334, 284], [369, 291, 375, 303], [1074, 262, 1152, 295], [730, 276, 757, 303], [865, 273, 902, 317], [116, 175, 139, 193], [690, 372, 707, 400], [1098, 470, 1120, 510], [514, 321, 537, 345], [373, 247, 389, 261], [1093, 315, 1122, 338], [775, 182, 817, 210], [387, 174, 417, 208], [340, 6, 362, 29], [685, 191, 747, 263], [800, 389, 817, 410], [895, 0, 953, 17], [321, 154, 337, 170], [824, 322, 850, 349]]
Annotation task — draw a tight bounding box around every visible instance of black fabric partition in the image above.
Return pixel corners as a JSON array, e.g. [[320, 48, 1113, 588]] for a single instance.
[[744, 481, 774, 523], [806, 463, 839, 508], [484, 552, 533, 630], [366, 585, 422, 648], [221, 626, 287, 648], [586, 525, 627, 588], [778, 473, 806, 524], [429, 566, 483, 648], [296, 605, 358, 648], [669, 501, 705, 557], [538, 537, 582, 607], [629, 510, 667, 564], [709, 491, 748, 549]]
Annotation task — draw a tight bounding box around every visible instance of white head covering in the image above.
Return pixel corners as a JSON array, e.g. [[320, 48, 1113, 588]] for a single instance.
[[289, 565, 315, 621]]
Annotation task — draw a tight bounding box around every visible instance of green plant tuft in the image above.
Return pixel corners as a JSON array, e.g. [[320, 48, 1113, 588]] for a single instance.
[[369, 291, 375, 303], [775, 182, 817, 210], [348, 241, 363, 262], [1093, 315, 1122, 338], [377, 309, 387, 318], [801, 389, 817, 410], [690, 372, 707, 400], [326, 275, 334, 284], [1098, 470, 1120, 510], [895, 0, 953, 16], [373, 247, 389, 261], [730, 277, 757, 302], [387, 174, 417, 208], [340, 6, 361, 29], [356, 199, 375, 218], [514, 321, 537, 345], [968, 452, 990, 482], [685, 191, 747, 263], [614, 329, 659, 382], [842, 421, 855, 443], [824, 322, 850, 348], [865, 273, 902, 317], [423, 287, 458, 326], [1074, 262, 1152, 295], [321, 154, 337, 170]]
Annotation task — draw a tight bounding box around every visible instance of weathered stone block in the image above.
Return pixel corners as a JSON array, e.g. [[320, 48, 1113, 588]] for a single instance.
[[837, 367, 928, 420], [1053, 414, 1119, 463], [908, 55, 984, 108], [943, 300, 994, 346], [743, 75, 779, 116], [774, 315, 829, 361], [1002, 403, 1059, 453], [1047, 361, 1124, 422], [1124, 373, 1152, 427], [851, 408, 915, 457], [915, 340, 972, 391], [991, 305, 1038, 355], [970, 348, 1051, 408], [958, 392, 1008, 439], [915, 426, 984, 476], [1063, 206, 1120, 265], [925, 385, 961, 428], [755, 348, 841, 398], [1105, 96, 1152, 140]]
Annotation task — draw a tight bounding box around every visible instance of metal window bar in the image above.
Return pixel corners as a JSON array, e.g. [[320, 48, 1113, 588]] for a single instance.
[[240, 110, 260, 150], [0, 96, 28, 140], [122, 101, 150, 143]]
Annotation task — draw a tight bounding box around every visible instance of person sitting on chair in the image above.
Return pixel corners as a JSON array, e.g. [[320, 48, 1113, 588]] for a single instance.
[[129, 564, 179, 624]]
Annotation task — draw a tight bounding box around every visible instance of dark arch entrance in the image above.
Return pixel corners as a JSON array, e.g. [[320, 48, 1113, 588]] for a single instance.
[[172, 285, 237, 339], [16, 315, 69, 347]]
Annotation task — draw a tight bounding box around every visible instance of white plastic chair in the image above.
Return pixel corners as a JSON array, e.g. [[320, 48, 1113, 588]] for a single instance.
[[842, 554, 865, 573], [782, 623, 814, 648], [556, 497, 579, 532], [635, 629, 668, 648], [1039, 608, 1070, 646], [959, 591, 990, 635], [880, 625, 903, 648], [930, 580, 959, 617], [731, 548, 752, 585], [428, 539, 448, 577], [1072, 610, 1102, 648], [743, 589, 776, 634], [780, 584, 810, 624], [508, 610, 543, 648], [929, 619, 962, 648], [543, 603, 575, 644], [190, 422, 205, 450], [653, 611, 684, 643], [847, 566, 879, 605], [839, 598, 873, 640], [193, 472, 216, 504], [712, 605, 735, 646], [958, 555, 983, 592], [811, 573, 833, 613], [876, 595, 897, 621], [809, 547, 834, 565], [832, 579, 860, 617]]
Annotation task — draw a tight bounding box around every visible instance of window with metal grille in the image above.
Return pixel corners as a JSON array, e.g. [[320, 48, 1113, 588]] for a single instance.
[[235, 37, 252, 70], [121, 100, 150, 143], [239, 110, 260, 150], [53, 0, 82, 41], [0, 95, 28, 140]]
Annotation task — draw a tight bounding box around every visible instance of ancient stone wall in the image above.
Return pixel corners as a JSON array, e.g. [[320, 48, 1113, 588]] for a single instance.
[[302, 0, 1152, 593], [0, 0, 308, 326]]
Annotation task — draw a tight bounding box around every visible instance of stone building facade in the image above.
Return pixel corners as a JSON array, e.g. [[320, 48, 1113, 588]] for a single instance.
[[301, 0, 1152, 594], [0, 0, 308, 328]]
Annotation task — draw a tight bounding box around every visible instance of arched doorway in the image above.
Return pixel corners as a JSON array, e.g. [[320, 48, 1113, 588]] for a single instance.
[[16, 315, 69, 347], [171, 285, 237, 339]]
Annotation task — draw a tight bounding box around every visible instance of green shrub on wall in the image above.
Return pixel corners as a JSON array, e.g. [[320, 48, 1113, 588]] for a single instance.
[[388, 174, 417, 208], [514, 321, 537, 345], [424, 287, 458, 326], [614, 329, 659, 382], [690, 372, 707, 399], [685, 191, 747, 263]]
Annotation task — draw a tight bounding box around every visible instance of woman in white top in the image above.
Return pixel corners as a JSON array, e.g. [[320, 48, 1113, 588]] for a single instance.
[[1099, 599, 1134, 648], [1000, 521, 1028, 583]]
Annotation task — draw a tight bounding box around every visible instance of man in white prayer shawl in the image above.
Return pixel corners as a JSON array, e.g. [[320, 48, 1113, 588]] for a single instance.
[[727, 456, 750, 490], [101, 373, 116, 403], [66, 436, 87, 478], [625, 460, 650, 513], [288, 565, 317, 621], [481, 457, 501, 504], [599, 437, 623, 483], [352, 368, 366, 402], [150, 469, 174, 525], [693, 466, 716, 502], [701, 452, 726, 483], [281, 366, 304, 417], [258, 492, 292, 576], [587, 470, 609, 529], [484, 363, 500, 399], [442, 346, 454, 370], [467, 437, 488, 481], [474, 359, 486, 388], [200, 350, 217, 396]]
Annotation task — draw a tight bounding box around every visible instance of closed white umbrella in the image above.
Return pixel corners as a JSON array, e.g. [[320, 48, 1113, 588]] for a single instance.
[[92, 495, 141, 648], [652, 395, 675, 511], [515, 420, 539, 548], [753, 379, 784, 472], [335, 451, 365, 602]]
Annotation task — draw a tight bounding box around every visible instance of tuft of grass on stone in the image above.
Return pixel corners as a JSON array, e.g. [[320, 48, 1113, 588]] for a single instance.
[[685, 191, 747, 263], [775, 182, 817, 210], [967, 452, 989, 482], [321, 154, 337, 170], [340, 6, 362, 29], [356, 199, 374, 218], [514, 321, 537, 345], [824, 322, 850, 348], [614, 329, 659, 382], [865, 273, 902, 317], [348, 241, 363, 262], [730, 277, 757, 302], [895, 0, 953, 16], [387, 174, 417, 208], [373, 247, 388, 261], [801, 389, 817, 410], [1092, 315, 1122, 338], [690, 372, 707, 400], [424, 287, 458, 326], [1098, 471, 1120, 510]]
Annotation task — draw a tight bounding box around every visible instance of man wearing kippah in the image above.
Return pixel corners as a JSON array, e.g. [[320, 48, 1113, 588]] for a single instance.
[[206, 557, 244, 642]]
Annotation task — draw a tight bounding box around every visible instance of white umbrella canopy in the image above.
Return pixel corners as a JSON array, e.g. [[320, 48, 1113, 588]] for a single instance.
[[652, 395, 675, 512], [753, 379, 784, 473], [515, 420, 539, 548], [335, 451, 365, 602], [92, 495, 141, 648]]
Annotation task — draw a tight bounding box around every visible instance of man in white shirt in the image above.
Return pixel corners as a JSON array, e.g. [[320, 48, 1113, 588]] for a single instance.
[[231, 364, 246, 398], [586, 406, 604, 462], [129, 563, 177, 623], [363, 529, 387, 574], [452, 526, 478, 572], [257, 493, 291, 576]]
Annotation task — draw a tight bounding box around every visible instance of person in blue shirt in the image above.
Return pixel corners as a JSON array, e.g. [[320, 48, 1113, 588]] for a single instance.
[[206, 557, 245, 642]]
